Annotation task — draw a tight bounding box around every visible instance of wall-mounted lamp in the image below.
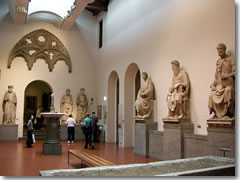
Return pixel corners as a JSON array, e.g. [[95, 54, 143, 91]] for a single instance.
[[103, 96, 107, 101], [90, 98, 94, 105]]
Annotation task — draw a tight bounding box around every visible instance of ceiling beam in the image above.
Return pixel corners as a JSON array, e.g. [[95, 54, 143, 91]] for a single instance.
[[9, 0, 29, 25], [60, 0, 94, 30]]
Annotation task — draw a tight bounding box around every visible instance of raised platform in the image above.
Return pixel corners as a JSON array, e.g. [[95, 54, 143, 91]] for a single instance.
[[0, 124, 18, 141], [134, 118, 157, 157], [207, 118, 235, 128]]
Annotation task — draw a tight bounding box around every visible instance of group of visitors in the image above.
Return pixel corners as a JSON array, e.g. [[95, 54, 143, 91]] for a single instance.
[[25, 111, 99, 149], [66, 111, 99, 149]]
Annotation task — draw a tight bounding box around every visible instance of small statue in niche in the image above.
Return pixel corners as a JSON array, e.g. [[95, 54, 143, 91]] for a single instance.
[[208, 43, 235, 119], [2, 85, 17, 124], [76, 88, 88, 123], [60, 89, 73, 124], [166, 60, 190, 119], [135, 72, 154, 119]]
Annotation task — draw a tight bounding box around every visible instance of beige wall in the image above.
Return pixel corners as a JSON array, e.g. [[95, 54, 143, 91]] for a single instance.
[[95, 0, 235, 140], [0, 1, 97, 137]]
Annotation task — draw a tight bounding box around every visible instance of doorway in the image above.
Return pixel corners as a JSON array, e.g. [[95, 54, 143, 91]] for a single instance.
[[23, 80, 52, 131]]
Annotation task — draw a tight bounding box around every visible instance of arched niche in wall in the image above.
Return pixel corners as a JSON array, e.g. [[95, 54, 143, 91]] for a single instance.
[[124, 63, 140, 147], [8, 29, 72, 73], [106, 71, 119, 143], [23, 80, 53, 129]]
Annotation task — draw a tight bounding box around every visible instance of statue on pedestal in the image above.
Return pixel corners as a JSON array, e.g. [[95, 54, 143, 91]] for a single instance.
[[2, 85, 17, 124], [76, 88, 88, 123], [208, 43, 235, 120], [166, 60, 190, 119], [135, 72, 154, 119], [60, 89, 73, 124]]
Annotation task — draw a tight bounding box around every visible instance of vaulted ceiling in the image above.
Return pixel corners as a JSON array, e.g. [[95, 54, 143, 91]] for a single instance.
[[9, 0, 109, 30]]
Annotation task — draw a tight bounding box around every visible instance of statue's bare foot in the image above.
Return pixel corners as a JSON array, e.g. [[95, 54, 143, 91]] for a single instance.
[[178, 114, 183, 119], [210, 114, 217, 119], [223, 116, 231, 120]]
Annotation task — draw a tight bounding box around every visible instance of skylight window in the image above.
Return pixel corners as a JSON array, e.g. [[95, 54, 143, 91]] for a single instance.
[[28, 0, 75, 19]]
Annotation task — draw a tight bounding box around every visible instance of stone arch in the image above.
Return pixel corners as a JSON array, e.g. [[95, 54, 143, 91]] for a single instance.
[[8, 29, 72, 73], [124, 63, 140, 147], [23, 80, 53, 130], [106, 71, 119, 143]]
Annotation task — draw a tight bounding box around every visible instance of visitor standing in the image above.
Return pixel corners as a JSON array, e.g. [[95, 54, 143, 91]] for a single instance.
[[90, 112, 99, 148], [26, 114, 34, 148], [83, 113, 93, 149], [65, 114, 76, 144]]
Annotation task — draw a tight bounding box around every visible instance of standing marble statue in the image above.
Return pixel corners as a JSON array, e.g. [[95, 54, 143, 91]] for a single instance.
[[208, 43, 235, 119], [2, 85, 17, 124], [60, 89, 73, 123], [167, 60, 190, 119], [135, 72, 154, 119], [76, 88, 88, 123]]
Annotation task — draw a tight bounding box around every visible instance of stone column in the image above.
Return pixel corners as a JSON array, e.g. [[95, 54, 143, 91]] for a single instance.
[[134, 118, 157, 157], [41, 113, 64, 155], [207, 118, 235, 158], [162, 118, 193, 160]]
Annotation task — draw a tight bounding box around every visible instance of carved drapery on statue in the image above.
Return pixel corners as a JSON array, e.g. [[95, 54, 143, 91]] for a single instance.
[[208, 43, 235, 127], [8, 29, 72, 73], [60, 89, 73, 124], [166, 61, 190, 120], [76, 88, 88, 123], [135, 72, 154, 119], [2, 86, 17, 124]]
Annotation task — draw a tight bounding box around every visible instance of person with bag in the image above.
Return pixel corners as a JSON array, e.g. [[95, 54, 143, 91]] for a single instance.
[[83, 113, 93, 149], [65, 114, 76, 144], [26, 114, 34, 148]]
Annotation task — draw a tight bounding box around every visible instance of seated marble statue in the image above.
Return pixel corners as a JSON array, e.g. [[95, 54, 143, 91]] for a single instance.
[[208, 43, 235, 119], [2, 85, 17, 124], [60, 89, 73, 124], [167, 60, 190, 119], [76, 88, 88, 123], [135, 72, 153, 119]]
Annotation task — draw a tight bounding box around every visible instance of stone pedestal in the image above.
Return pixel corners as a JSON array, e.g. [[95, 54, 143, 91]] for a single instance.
[[162, 118, 193, 160], [59, 124, 84, 141], [207, 118, 235, 158], [134, 119, 157, 157], [41, 113, 64, 155], [0, 124, 18, 141]]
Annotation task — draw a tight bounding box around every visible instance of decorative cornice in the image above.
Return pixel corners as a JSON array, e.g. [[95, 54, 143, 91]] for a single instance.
[[8, 29, 72, 73]]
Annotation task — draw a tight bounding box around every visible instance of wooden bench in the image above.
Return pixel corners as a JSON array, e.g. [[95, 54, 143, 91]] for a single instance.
[[68, 150, 116, 167]]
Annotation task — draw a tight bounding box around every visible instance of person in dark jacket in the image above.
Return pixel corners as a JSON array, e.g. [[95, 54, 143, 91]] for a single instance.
[[26, 114, 34, 148], [83, 113, 92, 149], [90, 112, 99, 148]]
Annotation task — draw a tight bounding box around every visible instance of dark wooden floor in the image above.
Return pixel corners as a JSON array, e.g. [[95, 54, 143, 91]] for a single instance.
[[0, 139, 158, 176]]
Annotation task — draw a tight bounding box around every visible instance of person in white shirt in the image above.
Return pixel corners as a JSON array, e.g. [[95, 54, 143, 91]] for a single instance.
[[65, 114, 76, 144]]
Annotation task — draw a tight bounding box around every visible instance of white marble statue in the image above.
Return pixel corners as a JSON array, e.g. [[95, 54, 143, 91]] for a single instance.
[[76, 88, 88, 123], [208, 43, 235, 119], [166, 60, 190, 119], [135, 72, 154, 119], [60, 89, 73, 123], [2, 85, 17, 124]]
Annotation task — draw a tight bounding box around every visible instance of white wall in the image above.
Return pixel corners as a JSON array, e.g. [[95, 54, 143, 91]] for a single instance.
[[95, 0, 235, 135], [0, 0, 97, 137]]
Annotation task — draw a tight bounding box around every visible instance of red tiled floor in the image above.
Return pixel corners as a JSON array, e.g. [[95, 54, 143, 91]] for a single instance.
[[0, 140, 158, 176]]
